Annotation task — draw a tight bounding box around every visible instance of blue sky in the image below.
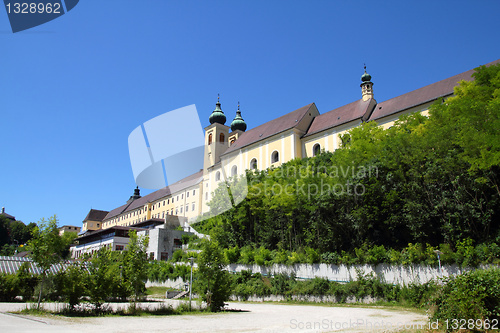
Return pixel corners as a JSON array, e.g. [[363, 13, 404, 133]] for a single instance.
[[1, 0, 499, 227]]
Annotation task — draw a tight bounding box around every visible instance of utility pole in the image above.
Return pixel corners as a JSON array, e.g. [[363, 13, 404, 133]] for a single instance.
[[434, 250, 442, 278], [188, 257, 194, 311]]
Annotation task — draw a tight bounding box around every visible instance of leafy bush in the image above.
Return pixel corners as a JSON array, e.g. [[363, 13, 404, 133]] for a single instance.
[[432, 267, 500, 323], [0, 273, 19, 301]]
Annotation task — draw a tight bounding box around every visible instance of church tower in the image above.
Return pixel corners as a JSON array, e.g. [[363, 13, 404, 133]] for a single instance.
[[361, 65, 374, 101], [228, 102, 247, 145], [203, 95, 230, 173]]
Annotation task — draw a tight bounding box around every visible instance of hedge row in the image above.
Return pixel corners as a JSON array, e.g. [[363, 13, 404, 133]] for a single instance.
[[182, 240, 500, 267]]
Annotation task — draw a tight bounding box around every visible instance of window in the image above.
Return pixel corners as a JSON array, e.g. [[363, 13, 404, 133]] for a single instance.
[[180, 207, 183, 213], [215, 171, 221, 181], [163, 201, 165, 206], [313, 143, 321, 157], [219, 133, 225, 142], [231, 165, 237, 176], [185, 205, 189, 212], [193, 190, 196, 196], [208, 133, 212, 145], [271, 150, 279, 163], [192, 203, 195, 211], [187, 192, 189, 198], [116, 245, 124, 251], [167, 199, 169, 204], [205, 192, 208, 200], [230, 138, 235, 145], [250, 158, 257, 170], [181, 194, 184, 199]]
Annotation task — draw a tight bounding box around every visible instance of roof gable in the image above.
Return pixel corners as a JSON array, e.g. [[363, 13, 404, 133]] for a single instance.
[[305, 99, 376, 137], [223, 103, 316, 155], [83, 209, 109, 222]]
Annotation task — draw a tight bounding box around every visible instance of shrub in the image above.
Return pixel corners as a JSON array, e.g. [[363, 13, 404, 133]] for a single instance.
[[455, 238, 476, 267], [432, 267, 500, 323], [0, 273, 19, 301], [17, 262, 38, 301], [305, 247, 321, 264], [239, 246, 255, 264], [224, 246, 240, 263], [271, 249, 289, 264]]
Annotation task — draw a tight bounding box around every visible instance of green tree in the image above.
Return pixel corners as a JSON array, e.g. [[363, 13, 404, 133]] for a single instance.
[[60, 262, 86, 310], [84, 247, 124, 311], [26, 215, 69, 309], [122, 230, 149, 308], [194, 240, 232, 312]]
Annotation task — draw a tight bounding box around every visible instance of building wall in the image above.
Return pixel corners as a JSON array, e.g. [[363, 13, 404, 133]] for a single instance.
[[71, 236, 129, 258], [376, 103, 432, 130], [138, 228, 192, 261], [87, 97, 440, 228]]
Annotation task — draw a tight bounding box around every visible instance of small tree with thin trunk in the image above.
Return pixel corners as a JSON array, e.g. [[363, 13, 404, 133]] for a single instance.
[[27, 216, 66, 309], [194, 240, 232, 312], [122, 230, 149, 310]]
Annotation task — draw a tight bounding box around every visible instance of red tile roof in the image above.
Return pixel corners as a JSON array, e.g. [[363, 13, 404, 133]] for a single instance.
[[305, 99, 377, 137], [222, 103, 316, 155]]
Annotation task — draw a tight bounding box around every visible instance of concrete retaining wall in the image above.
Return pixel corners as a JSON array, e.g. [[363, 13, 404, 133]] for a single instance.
[[227, 263, 468, 285], [147, 263, 492, 287]]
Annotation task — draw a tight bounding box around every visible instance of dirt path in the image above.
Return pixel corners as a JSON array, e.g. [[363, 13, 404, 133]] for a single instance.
[[0, 301, 428, 332]]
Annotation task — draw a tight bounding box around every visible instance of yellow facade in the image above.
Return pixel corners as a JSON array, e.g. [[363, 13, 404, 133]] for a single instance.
[[83, 60, 491, 230]]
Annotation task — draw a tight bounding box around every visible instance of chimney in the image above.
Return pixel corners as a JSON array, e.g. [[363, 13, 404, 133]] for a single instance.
[[1, 207, 4, 214]]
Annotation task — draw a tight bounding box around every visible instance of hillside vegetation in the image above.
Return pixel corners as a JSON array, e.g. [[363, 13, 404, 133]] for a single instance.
[[196, 64, 500, 260]]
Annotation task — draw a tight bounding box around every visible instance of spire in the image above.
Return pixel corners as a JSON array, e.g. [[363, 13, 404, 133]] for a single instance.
[[360, 64, 374, 101], [230, 101, 247, 132], [209, 94, 227, 125]]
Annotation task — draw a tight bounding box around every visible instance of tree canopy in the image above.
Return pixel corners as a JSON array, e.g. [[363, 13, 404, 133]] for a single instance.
[[196, 64, 500, 255]]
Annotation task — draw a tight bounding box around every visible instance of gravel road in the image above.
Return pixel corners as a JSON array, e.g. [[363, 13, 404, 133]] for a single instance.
[[0, 301, 428, 333]]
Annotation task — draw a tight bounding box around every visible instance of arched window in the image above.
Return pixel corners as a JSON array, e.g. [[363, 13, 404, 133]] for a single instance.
[[271, 151, 279, 163], [250, 158, 257, 170], [219, 133, 225, 143], [215, 171, 221, 181], [231, 165, 237, 177], [230, 138, 236, 146], [313, 143, 321, 156], [208, 133, 212, 145]]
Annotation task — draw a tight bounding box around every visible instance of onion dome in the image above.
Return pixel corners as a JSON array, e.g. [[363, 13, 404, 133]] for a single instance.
[[230, 102, 247, 132], [361, 64, 372, 82], [209, 94, 226, 125]]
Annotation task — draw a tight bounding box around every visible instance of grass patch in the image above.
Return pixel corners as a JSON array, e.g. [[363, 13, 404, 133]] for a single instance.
[[145, 286, 169, 298]]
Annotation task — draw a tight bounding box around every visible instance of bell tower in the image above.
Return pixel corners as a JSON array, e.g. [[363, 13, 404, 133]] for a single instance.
[[361, 65, 374, 101], [203, 95, 230, 173]]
